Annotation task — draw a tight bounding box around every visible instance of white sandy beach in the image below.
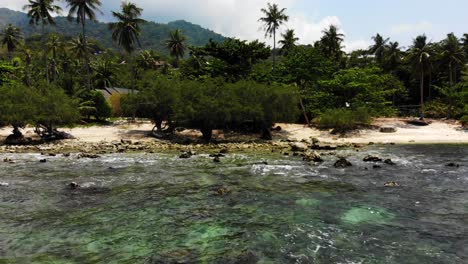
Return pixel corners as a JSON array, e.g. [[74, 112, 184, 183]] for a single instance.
[[0, 118, 467, 144]]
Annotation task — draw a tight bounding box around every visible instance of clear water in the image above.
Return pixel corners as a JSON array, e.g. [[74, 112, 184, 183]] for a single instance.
[[0, 145, 467, 263]]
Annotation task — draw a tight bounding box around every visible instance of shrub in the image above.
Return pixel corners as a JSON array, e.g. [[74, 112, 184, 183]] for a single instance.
[[461, 115, 468, 127], [315, 107, 372, 133]]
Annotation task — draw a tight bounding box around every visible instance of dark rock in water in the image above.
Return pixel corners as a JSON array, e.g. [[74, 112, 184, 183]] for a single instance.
[[373, 165, 382, 169], [209, 153, 225, 158], [179, 152, 192, 159], [384, 181, 401, 187], [39, 159, 47, 163], [212, 185, 230, 196], [3, 157, 14, 163], [47, 153, 57, 157], [364, 155, 383, 162], [380, 126, 397, 133], [283, 152, 290, 156], [334, 157, 352, 168], [290, 142, 308, 152], [311, 143, 337, 150], [63, 153, 71, 157], [384, 159, 396, 165], [213, 157, 221, 163], [69, 182, 80, 190], [78, 153, 100, 159], [303, 151, 324, 163], [446, 163, 460, 168]]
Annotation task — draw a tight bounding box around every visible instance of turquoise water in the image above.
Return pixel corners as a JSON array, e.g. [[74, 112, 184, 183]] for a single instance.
[[0, 145, 467, 263]]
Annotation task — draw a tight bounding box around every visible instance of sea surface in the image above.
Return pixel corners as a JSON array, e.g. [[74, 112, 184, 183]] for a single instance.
[[0, 145, 467, 263]]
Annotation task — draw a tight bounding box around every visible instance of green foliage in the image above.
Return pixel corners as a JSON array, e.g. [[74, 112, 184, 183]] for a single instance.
[[0, 81, 79, 132], [122, 74, 180, 126], [186, 39, 270, 81], [316, 67, 404, 116], [0, 82, 37, 128], [315, 108, 372, 133], [0, 61, 16, 85], [34, 82, 80, 129]]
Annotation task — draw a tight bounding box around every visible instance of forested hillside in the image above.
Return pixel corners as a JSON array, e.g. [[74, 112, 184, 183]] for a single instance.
[[0, 8, 225, 54]]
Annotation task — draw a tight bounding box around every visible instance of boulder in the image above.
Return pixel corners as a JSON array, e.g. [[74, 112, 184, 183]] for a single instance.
[[380, 126, 397, 133], [303, 151, 324, 163], [446, 163, 460, 168], [39, 159, 47, 163], [0, 182, 9, 187], [384, 159, 396, 165], [69, 182, 80, 190], [363, 155, 383, 162], [179, 152, 192, 159], [213, 157, 221, 163], [290, 142, 308, 152], [384, 181, 400, 187], [334, 157, 352, 168]]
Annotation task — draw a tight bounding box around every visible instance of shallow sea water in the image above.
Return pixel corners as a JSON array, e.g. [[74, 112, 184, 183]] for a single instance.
[[0, 145, 467, 263]]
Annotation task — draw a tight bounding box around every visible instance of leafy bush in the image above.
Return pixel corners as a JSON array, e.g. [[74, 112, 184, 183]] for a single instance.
[[315, 107, 372, 133], [460, 115, 468, 126]]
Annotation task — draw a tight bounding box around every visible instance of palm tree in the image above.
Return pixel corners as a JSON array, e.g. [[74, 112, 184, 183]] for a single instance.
[[384, 41, 403, 73], [92, 59, 117, 93], [46, 34, 64, 81], [462, 33, 468, 57], [278, 29, 298, 55], [65, 0, 102, 89], [406, 35, 432, 118], [166, 29, 187, 67], [0, 24, 23, 61], [109, 1, 146, 90], [69, 35, 93, 67], [319, 25, 345, 62], [23, 0, 62, 82], [440, 33, 465, 85], [259, 3, 289, 68], [369, 33, 389, 65]]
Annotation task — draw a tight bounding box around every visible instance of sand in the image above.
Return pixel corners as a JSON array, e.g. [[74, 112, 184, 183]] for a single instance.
[[0, 118, 467, 144]]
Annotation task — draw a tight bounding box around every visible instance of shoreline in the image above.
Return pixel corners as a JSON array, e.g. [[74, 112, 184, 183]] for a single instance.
[[0, 118, 467, 154]]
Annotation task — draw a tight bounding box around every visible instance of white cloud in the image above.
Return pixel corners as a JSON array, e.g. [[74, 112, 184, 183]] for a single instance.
[[390, 21, 433, 35], [343, 39, 371, 52]]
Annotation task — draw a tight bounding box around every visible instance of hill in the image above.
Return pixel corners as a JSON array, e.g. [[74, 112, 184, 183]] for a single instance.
[[0, 8, 225, 55]]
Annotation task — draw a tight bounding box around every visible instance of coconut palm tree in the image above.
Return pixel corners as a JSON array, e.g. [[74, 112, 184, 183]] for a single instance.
[[278, 29, 298, 55], [109, 1, 146, 90], [65, 0, 102, 89], [0, 24, 23, 61], [462, 33, 468, 57], [69, 34, 93, 67], [369, 33, 389, 65], [384, 41, 403, 73], [23, 0, 62, 82], [319, 25, 345, 62], [92, 59, 117, 93], [406, 35, 432, 117], [166, 29, 187, 67], [259, 3, 289, 68], [440, 33, 465, 85], [46, 34, 64, 82]]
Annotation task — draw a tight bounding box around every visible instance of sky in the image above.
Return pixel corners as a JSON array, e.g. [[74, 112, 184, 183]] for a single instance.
[[2, 0, 468, 52]]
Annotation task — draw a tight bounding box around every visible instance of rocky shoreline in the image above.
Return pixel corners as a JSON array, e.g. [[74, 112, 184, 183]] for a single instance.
[[0, 137, 367, 156]]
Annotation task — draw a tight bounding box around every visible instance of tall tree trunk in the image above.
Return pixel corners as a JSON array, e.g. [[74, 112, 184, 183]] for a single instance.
[[42, 22, 49, 83], [272, 29, 276, 69], [130, 52, 135, 93], [420, 69, 424, 119], [449, 62, 453, 86], [82, 15, 91, 90]]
